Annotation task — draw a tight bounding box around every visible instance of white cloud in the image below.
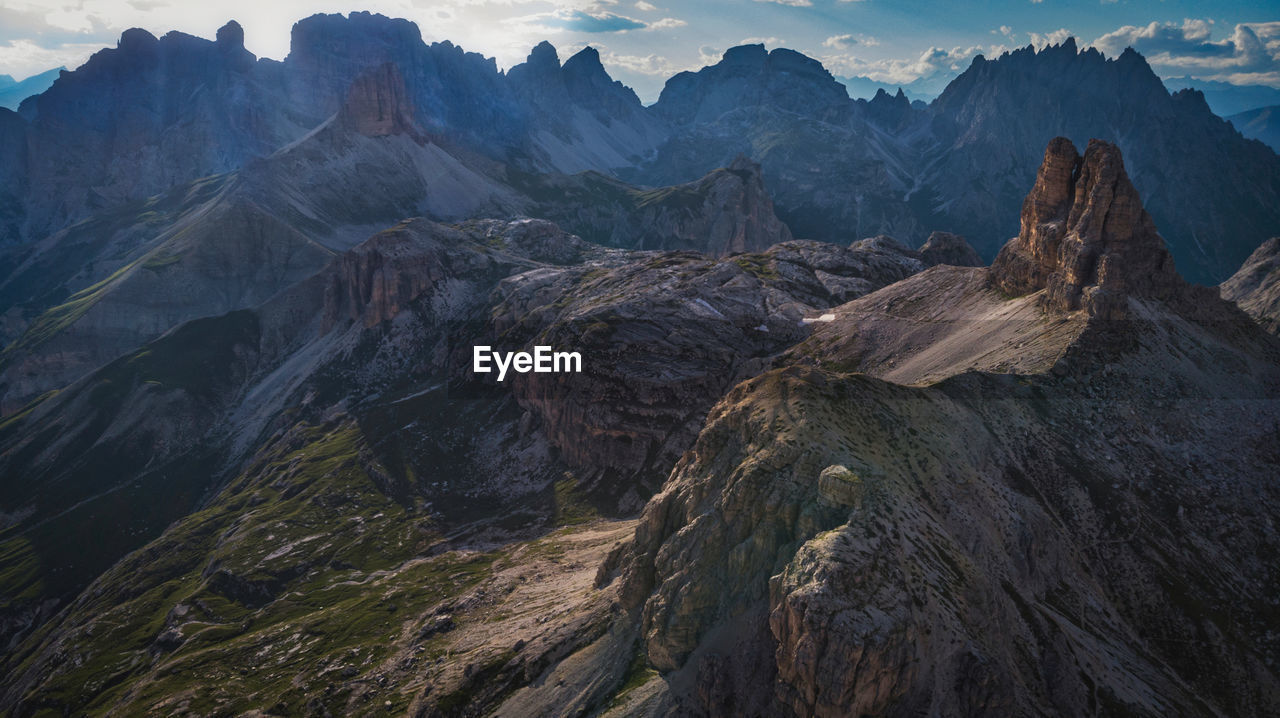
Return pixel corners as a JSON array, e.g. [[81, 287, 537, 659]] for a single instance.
[[585, 42, 705, 78], [634, 1, 658, 9], [823, 33, 876, 50], [0, 39, 97, 81], [754, 0, 813, 6], [824, 34, 855, 49], [647, 17, 687, 30], [820, 43, 1005, 85], [1090, 19, 1280, 86], [1028, 28, 1072, 49]]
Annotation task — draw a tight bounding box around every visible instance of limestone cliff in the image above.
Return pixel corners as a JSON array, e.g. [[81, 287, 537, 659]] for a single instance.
[[621, 155, 793, 256], [990, 137, 1184, 319], [337, 63, 418, 139], [516, 155, 795, 257]]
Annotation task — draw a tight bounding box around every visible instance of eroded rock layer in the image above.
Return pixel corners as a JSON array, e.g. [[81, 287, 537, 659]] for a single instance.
[[990, 137, 1183, 318]]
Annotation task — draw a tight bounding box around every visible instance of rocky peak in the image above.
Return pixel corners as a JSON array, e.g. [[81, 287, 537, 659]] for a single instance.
[[694, 154, 793, 255], [215, 20, 244, 50], [934, 38, 1166, 121], [338, 63, 419, 139], [990, 137, 1183, 318], [562, 46, 604, 78], [283, 12, 437, 122], [525, 40, 560, 71], [920, 231, 983, 267], [214, 20, 255, 71], [721, 43, 769, 67], [288, 11, 424, 64], [1170, 87, 1213, 114], [1047, 36, 1078, 57], [117, 27, 160, 54], [869, 87, 901, 103], [506, 42, 572, 115], [726, 153, 756, 173], [563, 46, 646, 118], [926, 32, 1277, 284], [864, 86, 915, 129], [654, 44, 849, 125]]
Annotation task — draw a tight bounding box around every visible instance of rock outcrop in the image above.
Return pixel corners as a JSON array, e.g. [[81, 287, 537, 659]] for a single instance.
[[930, 41, 1280, 282], [1222, 237, 1280, 335], [612, 350, 1280, 716], [849, 231, 983, 272], [504, 42, 669, 173], [919, 231, 983, 267], [520, 155, 794, 257], [337, 63, 418, 138], [624, 155, 793, 256], [990, 138, 1184, 318], [655, 44, 851, 126], [488, 234, 926, 510]]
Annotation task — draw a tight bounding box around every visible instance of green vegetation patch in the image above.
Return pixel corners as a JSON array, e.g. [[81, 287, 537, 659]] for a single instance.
[[141, 251, 183, 271], [0, 389, 57, 437], [6, 419, 489, 715], [553, 474, 599, 526], [5, 258, 141, 354], [731, 254, 780, 280], [630, 184, 706, 213]]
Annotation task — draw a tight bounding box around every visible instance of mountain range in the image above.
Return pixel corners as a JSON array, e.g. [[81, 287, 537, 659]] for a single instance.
[[1, 18, 1276, 278], [1, 10, 1280, 717], [1163, 76, 1280, 118], [1230, 105, 1280, 152], [0, 69, 61, 112], [0, 15, 1275, 415]]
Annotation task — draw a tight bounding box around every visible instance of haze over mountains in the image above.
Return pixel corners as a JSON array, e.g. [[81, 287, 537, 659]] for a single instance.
[[1, 9, 1280, 717], [0, 69, 61, 112], [1163, 76, 1280, 118], [1, 14, 1277, 277], [1230, 105, 1280, 152]]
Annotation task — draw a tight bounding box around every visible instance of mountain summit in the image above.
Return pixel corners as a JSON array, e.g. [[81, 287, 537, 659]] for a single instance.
[[991, 137, 1183, 318], [930, 39, 1280, 283]]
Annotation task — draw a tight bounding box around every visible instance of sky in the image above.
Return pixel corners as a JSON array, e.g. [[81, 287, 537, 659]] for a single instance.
[[0, 0, 1278, 102]]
